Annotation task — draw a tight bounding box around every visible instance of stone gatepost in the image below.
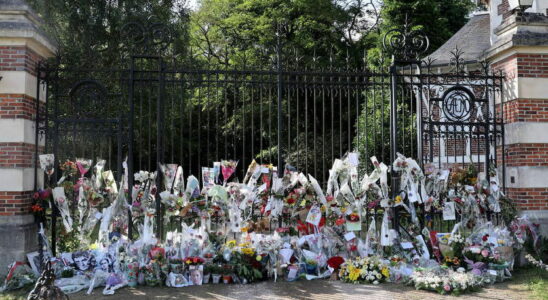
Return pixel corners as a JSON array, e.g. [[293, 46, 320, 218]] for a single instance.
[[487, 11, 548, 235], [0, 0, 56, 275]]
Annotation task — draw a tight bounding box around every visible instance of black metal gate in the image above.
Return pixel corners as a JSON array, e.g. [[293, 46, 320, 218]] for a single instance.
[[35, 19, 504, 253]]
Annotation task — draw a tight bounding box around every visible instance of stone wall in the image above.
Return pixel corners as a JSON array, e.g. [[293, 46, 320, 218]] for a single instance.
[[0, 0, 56, 276], [487, 10, 548, 234]]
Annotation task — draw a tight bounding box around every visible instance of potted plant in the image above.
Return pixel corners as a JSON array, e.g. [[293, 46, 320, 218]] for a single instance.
[[305, 258, 318, 275], [222, 264, 233, 284], [211, 265, 222, 284], [203, 264, 213, 284]]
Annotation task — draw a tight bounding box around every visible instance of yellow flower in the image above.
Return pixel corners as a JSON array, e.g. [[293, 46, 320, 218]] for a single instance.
[[256, 255, 262, 262], [348, 265, 361, 281], [226, 240, 236, 248], [241, 248, 255, 256], [186, 259, 191, 264], [241, 227, 248, 233], [341, 207, 347, 213], [89, 243, 98, 250], [320, 205, 326, 212], [381, 267, 389, 278], [395, 195, 402, 204]]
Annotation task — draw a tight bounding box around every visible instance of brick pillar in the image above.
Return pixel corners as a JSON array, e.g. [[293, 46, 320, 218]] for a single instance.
[[0, 0, 56, 274], [487, 12, 548, 234]]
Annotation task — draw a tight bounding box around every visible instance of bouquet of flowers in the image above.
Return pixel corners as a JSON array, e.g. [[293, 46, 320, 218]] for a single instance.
[[339, 256, 390, 284], [221, 160, 238, 185], [407, 268, 484, 296]]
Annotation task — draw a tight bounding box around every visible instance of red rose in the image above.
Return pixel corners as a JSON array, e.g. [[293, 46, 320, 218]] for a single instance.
[[482, 234, 489, 242], [335, 218, 345, 226], [327, 256, 345, 269]]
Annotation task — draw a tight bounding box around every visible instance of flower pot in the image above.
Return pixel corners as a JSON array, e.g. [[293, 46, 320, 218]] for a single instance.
[[137, 272, 146, 285], [222, 275, 232, 284], [212, 274, 221, 284], [305, 263, 317, 275], [203, 273, 211, 284]]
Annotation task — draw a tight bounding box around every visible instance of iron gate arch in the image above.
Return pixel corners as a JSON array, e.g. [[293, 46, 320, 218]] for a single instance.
[[35, 19, 505, 254]]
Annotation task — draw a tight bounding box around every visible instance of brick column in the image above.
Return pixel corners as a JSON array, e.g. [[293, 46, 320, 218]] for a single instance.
[[0, 0, 56, 274], [487, 12, 548, 234]]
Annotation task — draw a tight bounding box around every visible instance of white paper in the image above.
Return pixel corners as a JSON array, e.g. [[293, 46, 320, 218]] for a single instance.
[[305, 205, 322, 226], [443, 201, 456, 221], [279, 249, 294, 264], [347, 152, 359, 167], [400, 242, 414, 249], [344, 232, 356, 241], [288, 268, 298, 280]]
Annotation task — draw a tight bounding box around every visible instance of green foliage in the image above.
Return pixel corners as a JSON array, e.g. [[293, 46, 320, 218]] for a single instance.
[[26, 0, 190, 67], [190, 0, 378, 69]]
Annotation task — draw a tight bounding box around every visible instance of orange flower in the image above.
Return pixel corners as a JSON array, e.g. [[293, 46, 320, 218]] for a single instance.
[[30, 204, 43, 212]]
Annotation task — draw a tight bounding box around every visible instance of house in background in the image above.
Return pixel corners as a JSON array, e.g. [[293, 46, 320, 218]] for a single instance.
[[426, 0, 548, 233]]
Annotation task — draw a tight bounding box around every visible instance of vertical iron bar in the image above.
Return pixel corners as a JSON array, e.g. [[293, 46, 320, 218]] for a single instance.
[[390, 59, 400, 233]]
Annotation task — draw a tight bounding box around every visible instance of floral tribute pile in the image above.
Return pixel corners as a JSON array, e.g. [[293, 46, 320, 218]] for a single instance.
[[0, 152, 545, 297]]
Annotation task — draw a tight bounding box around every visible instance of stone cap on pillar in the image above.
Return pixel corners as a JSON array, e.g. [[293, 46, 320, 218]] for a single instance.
[[486, 12, 548, 60], [0, 0, 57, 58]]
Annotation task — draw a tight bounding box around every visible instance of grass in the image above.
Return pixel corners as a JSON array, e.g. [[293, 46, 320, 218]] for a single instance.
[[510, 267, 548, 300]]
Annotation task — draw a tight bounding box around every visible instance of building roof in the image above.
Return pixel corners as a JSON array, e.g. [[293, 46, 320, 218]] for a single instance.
[[425, 13, 491, 66]]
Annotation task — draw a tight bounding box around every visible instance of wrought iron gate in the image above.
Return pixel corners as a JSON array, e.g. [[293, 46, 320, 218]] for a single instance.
[[35, 19, 504, 253]]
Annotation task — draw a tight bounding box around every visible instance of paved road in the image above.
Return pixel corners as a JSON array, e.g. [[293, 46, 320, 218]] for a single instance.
[[67, 278, 532, 300]]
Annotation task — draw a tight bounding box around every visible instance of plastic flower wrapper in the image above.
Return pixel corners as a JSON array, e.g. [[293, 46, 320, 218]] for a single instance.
[[221, 160, 238, 185], [392, 153, 424, 204], [39, 154, 55, 184], [99, 185, 127, 245], [208, 185, 228, 204], [80, 207, 100, 238], [228, 202, 243, 232], [345, 206, 361, 232], [76, 178, 90, 225], [52, 186, 73, 232], [93, 159, 106, 190], [159, 163, 182, 192], [183, 175, 200, 204], [58, 160, 78, 184], [202, 167, 216, 192], [0, 261, 36, 292], [102, 170, 118, 194], [243, 159, 260, 185], [308, 175, 327, 207], [360, 217, 378, 256], [55, 274, 93, 294], [76, 158, 93, 178]]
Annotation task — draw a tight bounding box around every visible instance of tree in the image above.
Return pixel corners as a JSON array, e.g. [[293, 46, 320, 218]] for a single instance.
[[355, 0, 475, 171], [27, 0, 190, 67]]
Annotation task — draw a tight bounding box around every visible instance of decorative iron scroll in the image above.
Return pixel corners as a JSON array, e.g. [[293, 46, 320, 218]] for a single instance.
[[121, 16, 173, 54], [441, 86, 474, 122], [68, 80, 108, 118], [383, 16, 429, 62]]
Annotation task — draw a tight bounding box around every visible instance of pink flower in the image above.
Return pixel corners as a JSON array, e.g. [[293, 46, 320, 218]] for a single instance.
[[481, 249, 489, 257], [444, 284, 451, 292]]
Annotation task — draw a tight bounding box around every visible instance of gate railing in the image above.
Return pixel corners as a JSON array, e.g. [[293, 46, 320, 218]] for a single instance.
[[34, 20, 505, 254]]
